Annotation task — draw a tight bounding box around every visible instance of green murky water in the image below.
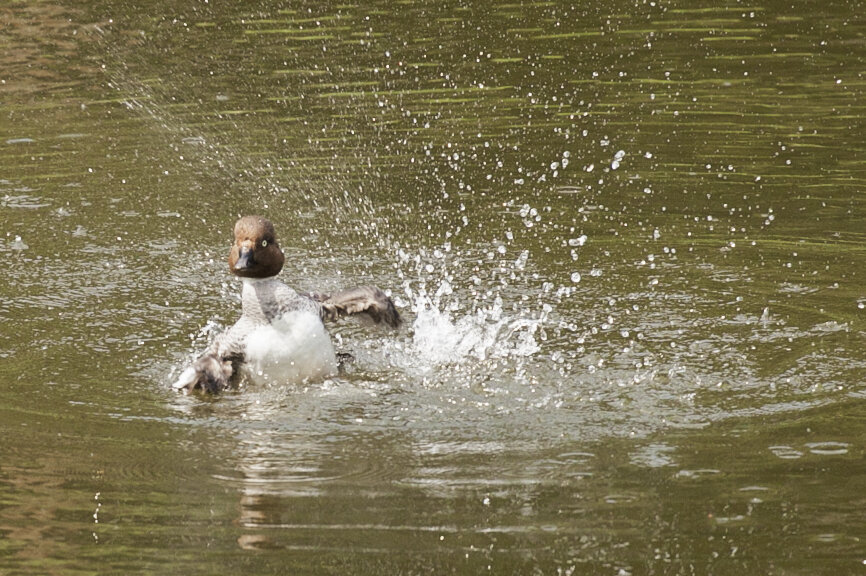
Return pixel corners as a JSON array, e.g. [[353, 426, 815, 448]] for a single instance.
[[2, 0, 866, 573]]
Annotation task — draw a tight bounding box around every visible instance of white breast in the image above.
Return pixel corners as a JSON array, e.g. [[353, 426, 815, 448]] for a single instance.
[[243, 310, 338, 384]]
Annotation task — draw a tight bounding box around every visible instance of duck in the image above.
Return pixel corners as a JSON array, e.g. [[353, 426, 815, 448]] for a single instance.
[[173, 215, 401, 393]]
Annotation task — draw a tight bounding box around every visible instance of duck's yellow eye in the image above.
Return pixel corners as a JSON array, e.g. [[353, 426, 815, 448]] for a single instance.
[[261, 240, 268, 247]]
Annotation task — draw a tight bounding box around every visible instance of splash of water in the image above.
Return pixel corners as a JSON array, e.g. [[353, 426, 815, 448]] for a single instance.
[[403, 279, 548, 370]]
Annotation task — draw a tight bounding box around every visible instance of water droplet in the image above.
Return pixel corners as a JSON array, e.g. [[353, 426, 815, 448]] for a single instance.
[[10, 236, 28, 250]]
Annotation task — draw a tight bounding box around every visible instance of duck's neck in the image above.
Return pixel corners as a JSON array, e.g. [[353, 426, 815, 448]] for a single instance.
[[239, 276, 281, 320], [240, 275, 277, 286]]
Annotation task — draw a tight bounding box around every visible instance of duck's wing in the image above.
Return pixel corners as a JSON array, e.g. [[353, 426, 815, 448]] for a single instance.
[[310, 286, 401, 328], [172, 353, 235, 393], [172, 326, 246, 394], [173, 353, 235, 393]]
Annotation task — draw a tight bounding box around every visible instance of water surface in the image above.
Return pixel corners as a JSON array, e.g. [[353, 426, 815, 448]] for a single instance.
[[2, 0, 866, 574]]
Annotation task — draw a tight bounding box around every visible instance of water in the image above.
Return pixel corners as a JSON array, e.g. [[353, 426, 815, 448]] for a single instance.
[[2, 0, 866, 573]]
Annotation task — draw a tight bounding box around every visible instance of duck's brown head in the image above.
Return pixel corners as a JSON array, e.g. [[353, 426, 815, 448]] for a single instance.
[[228, 215, 285, 278]]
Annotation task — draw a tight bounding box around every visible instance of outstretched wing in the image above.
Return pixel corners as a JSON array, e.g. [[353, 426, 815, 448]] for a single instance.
[[311, 286, 401, 328], [172, 328, 246, 394], [172, 352, 235, 394]]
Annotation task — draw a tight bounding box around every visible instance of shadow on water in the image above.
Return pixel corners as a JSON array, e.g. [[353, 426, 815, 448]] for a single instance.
[[1, 0, 866, 573]]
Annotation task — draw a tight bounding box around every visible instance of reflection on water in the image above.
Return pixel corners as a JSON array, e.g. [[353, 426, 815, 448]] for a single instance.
[[2, 0, 866, 573]]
